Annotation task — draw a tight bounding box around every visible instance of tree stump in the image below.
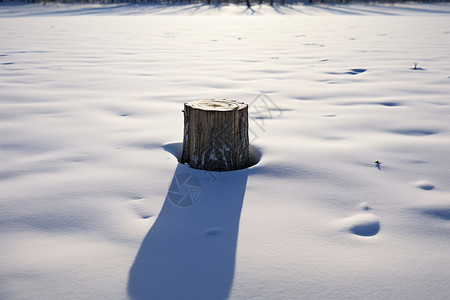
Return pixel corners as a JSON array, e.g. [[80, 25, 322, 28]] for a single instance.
[[180, 99, 249, 171]]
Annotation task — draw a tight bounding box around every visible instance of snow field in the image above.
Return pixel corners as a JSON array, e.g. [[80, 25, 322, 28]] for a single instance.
[[1, 3, 450, 299]]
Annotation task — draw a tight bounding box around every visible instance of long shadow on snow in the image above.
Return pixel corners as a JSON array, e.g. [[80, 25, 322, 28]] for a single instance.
[[128, 163, 248, 300]]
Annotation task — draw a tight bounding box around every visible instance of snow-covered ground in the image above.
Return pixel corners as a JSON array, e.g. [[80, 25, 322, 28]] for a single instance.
[[1, 3, 450, 299]]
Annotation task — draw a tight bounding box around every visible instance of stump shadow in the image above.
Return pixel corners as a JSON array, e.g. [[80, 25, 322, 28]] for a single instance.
[[128, 163, 248, 300]]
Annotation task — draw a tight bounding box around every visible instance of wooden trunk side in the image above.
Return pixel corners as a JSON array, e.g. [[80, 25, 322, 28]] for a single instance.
[[181, 103, 249, 171]]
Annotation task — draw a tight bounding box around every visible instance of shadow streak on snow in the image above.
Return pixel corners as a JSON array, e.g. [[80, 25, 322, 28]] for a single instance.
[[128, 163, 248, 300]]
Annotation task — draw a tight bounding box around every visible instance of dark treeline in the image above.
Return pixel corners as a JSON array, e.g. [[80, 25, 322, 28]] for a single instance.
[[0, 0, 447, 5]]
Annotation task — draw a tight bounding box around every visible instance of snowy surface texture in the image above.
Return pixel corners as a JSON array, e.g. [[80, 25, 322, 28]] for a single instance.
[[1, 3, 450, 300]]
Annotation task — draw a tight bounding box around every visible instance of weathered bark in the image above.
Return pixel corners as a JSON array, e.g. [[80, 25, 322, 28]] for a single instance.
[[181, 99, 249, 171]]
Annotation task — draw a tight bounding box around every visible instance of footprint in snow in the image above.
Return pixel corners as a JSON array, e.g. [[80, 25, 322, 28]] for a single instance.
[[327, 69, 367, 75], [139, 214, 153, 220], [335, 213, 380, 237], [131, 204, 154, 220], [359, 202, 371, 211], [414, 180, 435, 190], [127, 195, 153, 219], [377, 101, 401, 107], [347, 69, 367, 75], [391, 129, 438, 136]]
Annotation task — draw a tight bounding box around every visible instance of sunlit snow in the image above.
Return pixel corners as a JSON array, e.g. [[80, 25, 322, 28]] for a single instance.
[[1, 3, 450, 300]]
